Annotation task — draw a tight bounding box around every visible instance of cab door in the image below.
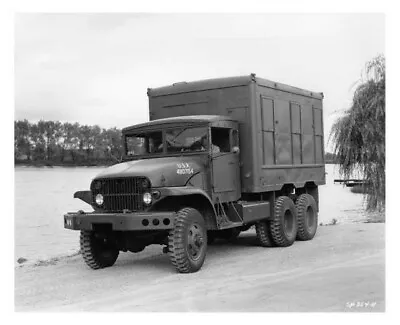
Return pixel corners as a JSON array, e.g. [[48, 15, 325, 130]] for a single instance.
[[211, 126, 241, 202]]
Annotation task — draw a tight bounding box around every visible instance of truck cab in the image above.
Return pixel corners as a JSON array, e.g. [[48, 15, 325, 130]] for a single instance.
[[121, 116, 241, 203]]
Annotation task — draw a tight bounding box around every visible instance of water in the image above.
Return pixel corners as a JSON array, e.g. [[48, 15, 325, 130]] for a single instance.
[[14, 164, 370, 265], [15, 166, 102, 265], [319, 165, 368, 224]]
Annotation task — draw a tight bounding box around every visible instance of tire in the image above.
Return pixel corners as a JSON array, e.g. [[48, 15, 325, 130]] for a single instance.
[[296, 194, 318, 241], [255, 221, 274, 247], [270, 196, 298, 247], [168, 207, 207, 273], [80, 230, 119, 269]]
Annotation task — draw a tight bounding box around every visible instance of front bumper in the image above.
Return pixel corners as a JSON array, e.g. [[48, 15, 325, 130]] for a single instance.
[[64, 211, 176, 231]]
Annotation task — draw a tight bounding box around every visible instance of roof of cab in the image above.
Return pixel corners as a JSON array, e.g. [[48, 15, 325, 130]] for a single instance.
[[122, 115, 235, 133]]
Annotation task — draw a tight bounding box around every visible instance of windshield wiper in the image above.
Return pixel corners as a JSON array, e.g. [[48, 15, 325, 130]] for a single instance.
[[168, 127, 190, 145]]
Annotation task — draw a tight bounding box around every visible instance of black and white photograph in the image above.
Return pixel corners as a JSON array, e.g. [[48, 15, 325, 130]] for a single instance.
[[9, 3, 392, 315]]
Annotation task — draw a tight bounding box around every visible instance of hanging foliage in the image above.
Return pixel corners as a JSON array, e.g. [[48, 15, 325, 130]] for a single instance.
[[330, 54, 385, 211]]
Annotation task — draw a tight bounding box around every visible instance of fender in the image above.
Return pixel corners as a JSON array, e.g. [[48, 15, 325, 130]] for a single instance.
[[156, 186, 217, 216], [74, 187, 217, 217], [74, 190, 92, 205]]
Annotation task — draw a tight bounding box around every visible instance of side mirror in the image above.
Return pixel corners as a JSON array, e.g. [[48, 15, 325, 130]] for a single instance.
[[232, 146, 240, 154]]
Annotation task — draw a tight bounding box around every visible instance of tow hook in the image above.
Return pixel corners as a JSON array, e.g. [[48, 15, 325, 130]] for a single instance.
[[162, 246, 169, 254]]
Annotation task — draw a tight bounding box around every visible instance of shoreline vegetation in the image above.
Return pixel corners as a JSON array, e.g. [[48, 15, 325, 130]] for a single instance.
[[14, 120, 124, 167]]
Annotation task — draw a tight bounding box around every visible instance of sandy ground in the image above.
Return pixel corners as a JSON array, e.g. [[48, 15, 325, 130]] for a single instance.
[[14, 223, 385, 312]]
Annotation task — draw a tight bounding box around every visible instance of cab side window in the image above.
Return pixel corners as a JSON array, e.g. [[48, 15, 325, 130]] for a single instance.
[[211, 127, 230, 153], [231, 129, 239, 149]]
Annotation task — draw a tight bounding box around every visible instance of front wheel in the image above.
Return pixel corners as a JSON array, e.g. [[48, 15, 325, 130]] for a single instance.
[[80, 230, 119, 269], [168, 207, 207, 273]]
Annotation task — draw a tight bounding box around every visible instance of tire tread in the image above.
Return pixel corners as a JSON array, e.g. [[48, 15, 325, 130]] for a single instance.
[[296, 194, 318, 241], [255, 221, 274, 247], [168, 208, 207, 273], [80, 230, 119, 270], [270, 196, 297, 247]]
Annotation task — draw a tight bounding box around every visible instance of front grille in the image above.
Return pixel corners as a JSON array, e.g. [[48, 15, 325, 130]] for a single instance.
[[91, 177, 149, 212]]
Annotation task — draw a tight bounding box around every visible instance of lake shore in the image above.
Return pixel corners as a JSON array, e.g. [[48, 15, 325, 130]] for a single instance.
[[15, 222, 385, 312]]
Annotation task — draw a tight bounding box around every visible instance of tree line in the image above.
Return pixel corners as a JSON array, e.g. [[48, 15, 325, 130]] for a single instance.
[[14, 120, 123, 166]]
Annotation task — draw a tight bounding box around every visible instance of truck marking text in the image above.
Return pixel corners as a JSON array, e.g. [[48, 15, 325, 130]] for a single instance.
[[176, 163, 194, 175]]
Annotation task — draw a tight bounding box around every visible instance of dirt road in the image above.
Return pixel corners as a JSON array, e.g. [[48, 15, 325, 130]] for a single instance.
[[15, 223, 385, 312]]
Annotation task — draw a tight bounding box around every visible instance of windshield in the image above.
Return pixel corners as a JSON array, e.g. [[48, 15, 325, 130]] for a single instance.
[[166, 127, 208, 153], [125, 131, 163, 156], [124, 126, 208, 157]]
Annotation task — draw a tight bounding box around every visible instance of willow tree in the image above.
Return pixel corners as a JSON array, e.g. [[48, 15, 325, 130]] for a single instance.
[[330, 55, 385, 211]]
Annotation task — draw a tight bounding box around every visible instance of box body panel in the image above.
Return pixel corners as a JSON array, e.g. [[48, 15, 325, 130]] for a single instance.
[[254, 79, 325, 191]]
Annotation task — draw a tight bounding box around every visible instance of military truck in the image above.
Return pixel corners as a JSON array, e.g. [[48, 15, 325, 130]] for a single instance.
[[64, 74, 325, 273]]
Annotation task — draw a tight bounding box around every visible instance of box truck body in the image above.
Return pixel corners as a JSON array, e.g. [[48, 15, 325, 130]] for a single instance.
[[148, 74, 326, 193]]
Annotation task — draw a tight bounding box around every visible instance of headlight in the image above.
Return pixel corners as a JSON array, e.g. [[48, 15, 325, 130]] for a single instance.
[[95, 194, 104, 206], [143, 192, 152, 205]]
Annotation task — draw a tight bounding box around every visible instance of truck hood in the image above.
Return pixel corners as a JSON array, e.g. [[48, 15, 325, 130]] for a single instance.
[[94, 156, 207, 187]]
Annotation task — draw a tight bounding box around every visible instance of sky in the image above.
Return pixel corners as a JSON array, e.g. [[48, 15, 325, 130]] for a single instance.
[[14, 13, 385, 150]]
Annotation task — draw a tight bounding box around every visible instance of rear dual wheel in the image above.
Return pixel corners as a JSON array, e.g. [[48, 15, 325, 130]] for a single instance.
[[256, 196, 298, 247], [255, 220, 274, 247], [256, 194, 318, 247], [270, 196, 298, 246], [296, 194, 318, 240]]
